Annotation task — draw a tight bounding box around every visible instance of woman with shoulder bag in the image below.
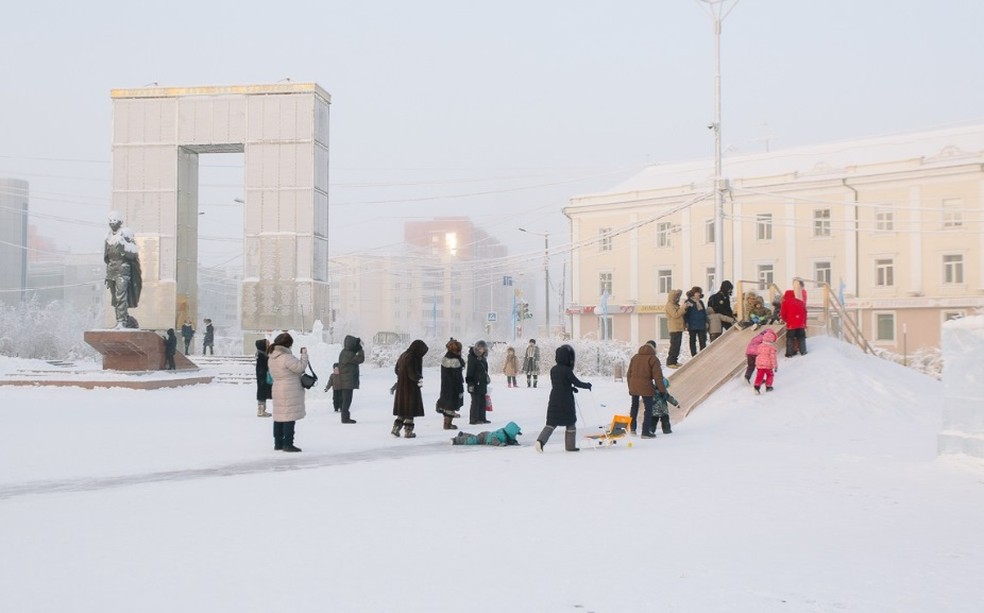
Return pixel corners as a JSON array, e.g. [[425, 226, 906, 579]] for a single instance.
[[267, 332, 309, 452]]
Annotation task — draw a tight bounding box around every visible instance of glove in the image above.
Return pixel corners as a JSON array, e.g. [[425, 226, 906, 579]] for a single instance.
[[572, 387, 579, 394], [666, 393, 680, 407], [417, 379, 423, 387], [585, 383, 593, 391], [468, 385, 475, 394]]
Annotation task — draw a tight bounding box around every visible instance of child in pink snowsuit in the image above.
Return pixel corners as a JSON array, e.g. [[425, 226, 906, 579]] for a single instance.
[[754, 329, 779, 393], [744, 330, 767, 384]]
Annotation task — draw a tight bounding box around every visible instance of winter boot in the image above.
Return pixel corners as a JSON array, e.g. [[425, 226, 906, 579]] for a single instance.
[[535, 425, 555, 453], [754, 385, 761, 394], [443, 414, 458, 430], [391, 419, 404, 437], [526, 375, 532, 388], [282, 444, 302, 452], [532, 376, 538, 388], [403, 420, 416, 439], [766, 386, 774, 392], [564, 427, 580, 452], [257, 402, 271, 418], [660, 414, 673, 434], [341, 409, 357, 424]]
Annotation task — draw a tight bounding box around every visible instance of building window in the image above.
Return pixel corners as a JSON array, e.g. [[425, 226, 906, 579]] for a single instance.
[[875, 258, 894, 287], [875, 207, 894, 232], [943, 254, 964, 284], [814, 261, 831, 286], [598, 316, 613, 340], [813, 209, 831, 237], [756, 213, 773, 241], [599, 272, 613, 296], [706, 267, 716, 293], [875, 312, 895, 342], [757, 264, 774, 287], [942, 198, 963, 229], [656, 222, 673, 248], [704, 219, 715, 244], [657, 269, 673, 295], [657, 316, 670, 340], [599, 227, 612, 252]]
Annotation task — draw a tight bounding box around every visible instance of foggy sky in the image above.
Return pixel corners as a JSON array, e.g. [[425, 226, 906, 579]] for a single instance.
[[1, 0, 982, 275]]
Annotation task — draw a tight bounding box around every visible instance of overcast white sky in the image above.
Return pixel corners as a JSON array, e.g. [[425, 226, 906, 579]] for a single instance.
[[1, 0, 983, 272]]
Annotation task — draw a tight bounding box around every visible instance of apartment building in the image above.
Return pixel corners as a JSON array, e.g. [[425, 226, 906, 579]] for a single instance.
[[564, 125, 984, 351]]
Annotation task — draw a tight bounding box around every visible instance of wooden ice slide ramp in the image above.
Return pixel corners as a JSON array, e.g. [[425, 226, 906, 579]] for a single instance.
[[667, 324, 786, 424]]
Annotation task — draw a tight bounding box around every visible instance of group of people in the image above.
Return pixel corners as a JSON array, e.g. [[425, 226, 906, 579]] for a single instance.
[[161, 317, 216, 370], [664, 280, 738, 368]]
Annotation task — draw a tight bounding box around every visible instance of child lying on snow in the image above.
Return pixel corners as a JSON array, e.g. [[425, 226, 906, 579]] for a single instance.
[[451, 421, 522, 446]]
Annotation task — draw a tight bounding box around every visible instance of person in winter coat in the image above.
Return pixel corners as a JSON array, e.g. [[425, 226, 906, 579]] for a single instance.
[[163, 328, 178, 371], [743, 330, 767, 384], [466, 340, 491, 425], [268, 332, 309, 452], [322, 363, 342, 412], [522, 339, 540, 387], [684, 286, 709, 357], [707, 305, 737, 342], [753, 329, 779, 393], [202, 318, 215, 355], [665, 289, 685, 368], [437, 338, 466, 430], [780, 288, 808, 357], [626, 342, 668, 438], [452, 421, 522, 446], [391, 339, 429, 438], [254, 339, 272, 417], [534, 344, 592, 453], [707, 280, 736, 339], [180, 320, 194, 354], [335, 335, 365, 424], [503, 346, 519, 388]]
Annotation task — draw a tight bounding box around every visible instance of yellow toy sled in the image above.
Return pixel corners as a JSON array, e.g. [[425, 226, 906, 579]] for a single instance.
[[584, 415, 632, 446]]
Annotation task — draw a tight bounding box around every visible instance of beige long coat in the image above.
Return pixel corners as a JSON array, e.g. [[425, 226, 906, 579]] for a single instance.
[[269, 345, 310, 422]]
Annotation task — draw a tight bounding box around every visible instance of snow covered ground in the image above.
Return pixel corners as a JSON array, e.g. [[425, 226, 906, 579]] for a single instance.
[[1, 336, 982, 612]]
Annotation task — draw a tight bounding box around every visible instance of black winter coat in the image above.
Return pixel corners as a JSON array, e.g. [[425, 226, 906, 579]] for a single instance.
[[164, 331, 178, 357], [546, 345, 590, 427], [393, 340, 428, 418], [336, 335, 365, 390], [438, 351, 465, 412], [465, 347, 489, 395], [254, 339, 272, 401], [707, 281, 736, 320]]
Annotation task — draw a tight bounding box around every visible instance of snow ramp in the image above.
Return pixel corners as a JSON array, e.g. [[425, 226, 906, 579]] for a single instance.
[[668, 324, 786, 423]]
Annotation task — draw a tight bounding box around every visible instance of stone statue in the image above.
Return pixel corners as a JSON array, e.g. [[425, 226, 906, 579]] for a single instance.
[[104, 211, 142, 329]]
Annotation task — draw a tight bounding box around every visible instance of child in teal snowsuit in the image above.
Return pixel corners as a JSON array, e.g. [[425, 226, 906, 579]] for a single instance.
[[451, 421, 522, 446]]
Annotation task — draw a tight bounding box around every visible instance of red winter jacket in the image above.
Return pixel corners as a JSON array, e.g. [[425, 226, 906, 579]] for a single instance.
[[780, 289, 808, 330]]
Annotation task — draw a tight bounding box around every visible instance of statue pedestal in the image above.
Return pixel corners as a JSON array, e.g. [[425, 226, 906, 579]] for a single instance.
[[84, 330, 198, 371]]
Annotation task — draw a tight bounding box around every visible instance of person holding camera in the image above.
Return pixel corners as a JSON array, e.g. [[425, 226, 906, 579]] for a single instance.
[[268, 332, 309, 452]]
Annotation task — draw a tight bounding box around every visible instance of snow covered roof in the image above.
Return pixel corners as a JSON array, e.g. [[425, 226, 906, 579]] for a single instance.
[[596, 123, 984, 197]]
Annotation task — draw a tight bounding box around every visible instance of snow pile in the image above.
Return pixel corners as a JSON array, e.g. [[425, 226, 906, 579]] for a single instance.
[[0, 297, 100, 360], [939, 315, 984, 460], [1, 336, 981, 612]]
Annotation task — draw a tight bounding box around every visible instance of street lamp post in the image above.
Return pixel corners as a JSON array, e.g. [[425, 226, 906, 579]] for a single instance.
[[519, 228, 550, 337], [698, 0, 739, 292]]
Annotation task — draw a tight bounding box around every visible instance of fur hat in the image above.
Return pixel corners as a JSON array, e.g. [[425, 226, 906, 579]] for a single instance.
[[446, 338, 462, 355]]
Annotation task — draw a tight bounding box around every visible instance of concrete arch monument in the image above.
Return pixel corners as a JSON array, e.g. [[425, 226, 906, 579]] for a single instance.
[[110, 83, 331, 332]]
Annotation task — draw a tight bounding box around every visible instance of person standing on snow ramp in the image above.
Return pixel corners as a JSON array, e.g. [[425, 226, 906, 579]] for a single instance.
[[534, 345, 592, 453]]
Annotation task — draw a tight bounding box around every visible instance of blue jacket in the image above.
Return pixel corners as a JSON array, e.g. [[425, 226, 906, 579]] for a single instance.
[[683, 298, 708, 331]]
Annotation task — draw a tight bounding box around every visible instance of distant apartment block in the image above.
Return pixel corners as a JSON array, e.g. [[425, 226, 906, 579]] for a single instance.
[[0, 178, 29, 307]]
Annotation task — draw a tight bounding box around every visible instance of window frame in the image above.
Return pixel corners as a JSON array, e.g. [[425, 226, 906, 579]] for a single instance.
[[813, 208, 832, 237], [657, 268, 673, 296], [656, 222, 673, 248], [756, 213, 773, 241], [873, 311, 896, 343], [598, 227, 613, 252], [942, 254, 964, 285], [874, 258, 895, 288], [599, 271, 613, 296]]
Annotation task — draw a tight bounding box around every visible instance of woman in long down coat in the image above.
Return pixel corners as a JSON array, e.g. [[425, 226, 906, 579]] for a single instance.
[[437, 338, 465, 430], [465, 340, 491, 425], [254, 338, 272, 417], [391, 339, 429, 438], [534, 345, 592, 453], [267, 332, 309, 452]]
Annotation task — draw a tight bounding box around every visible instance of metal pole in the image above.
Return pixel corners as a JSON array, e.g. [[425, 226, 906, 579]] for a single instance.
[[713, 13, 724, 293], [544, 233, 550, 337]]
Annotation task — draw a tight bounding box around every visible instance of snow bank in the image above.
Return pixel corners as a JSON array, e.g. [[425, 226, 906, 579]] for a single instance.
[[938, 315, 984, 461]]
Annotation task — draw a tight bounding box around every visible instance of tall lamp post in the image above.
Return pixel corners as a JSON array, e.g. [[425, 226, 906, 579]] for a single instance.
[[519, 228, 549, 337], [698, 0, 739, 292]]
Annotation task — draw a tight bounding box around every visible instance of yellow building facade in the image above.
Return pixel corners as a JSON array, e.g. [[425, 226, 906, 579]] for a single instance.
[[564, 125, 984, 352]]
